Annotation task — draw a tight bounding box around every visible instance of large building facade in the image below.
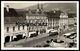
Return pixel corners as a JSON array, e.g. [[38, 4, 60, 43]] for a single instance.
[[4, 5, 27, 43], [59, 12, 69, 30], [25, 4, 48, 34], [46, 10, 62, 29]]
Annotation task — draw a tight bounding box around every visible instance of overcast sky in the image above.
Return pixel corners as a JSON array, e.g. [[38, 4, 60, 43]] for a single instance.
[[4, 3, 76, 13], [4, 3, 38, 9]]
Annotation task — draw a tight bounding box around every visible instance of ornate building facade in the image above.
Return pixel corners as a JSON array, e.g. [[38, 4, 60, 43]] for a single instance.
[[25, 4, 48, 34]]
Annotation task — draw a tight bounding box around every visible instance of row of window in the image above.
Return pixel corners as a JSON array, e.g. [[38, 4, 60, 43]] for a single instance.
[[26, 16, 47, 19], [17, 23, 48, 26], [6, 25, 25, 32], [6, 25, 47, 32], [25, 19, 47, 23]]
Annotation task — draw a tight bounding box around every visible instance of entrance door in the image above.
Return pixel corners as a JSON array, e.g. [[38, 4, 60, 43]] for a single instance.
[[5, 36, 10, 43]]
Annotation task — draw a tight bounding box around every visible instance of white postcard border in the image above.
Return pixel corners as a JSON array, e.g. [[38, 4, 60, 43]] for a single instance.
[[1, 1, 79, 50]]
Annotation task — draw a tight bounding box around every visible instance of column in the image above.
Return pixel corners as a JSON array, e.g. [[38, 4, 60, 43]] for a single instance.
[[38, 29, 40, 35], [47, 18, 48, 28], [22, 33, 26, 38], [12, 36, 14, 41], [4, 36, 5, 44], [26, 26, 29, 38], [20, 26, 23, 31], [9, 36, 12, 42], [13, 35, 16, 40]]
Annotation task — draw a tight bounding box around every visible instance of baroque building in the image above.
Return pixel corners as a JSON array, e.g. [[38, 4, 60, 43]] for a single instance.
[[25, 4, 48, 34]]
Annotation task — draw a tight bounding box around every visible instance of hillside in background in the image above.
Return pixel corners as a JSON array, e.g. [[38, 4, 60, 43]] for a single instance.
[[23, 3, 76, 13], [15, 3, 76, 18]]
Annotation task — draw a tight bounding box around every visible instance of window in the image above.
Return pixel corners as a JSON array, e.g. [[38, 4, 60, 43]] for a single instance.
[[13, 26, 15, 31], [23, 25, 24, 30], [7, 27, 9, 32], [18, 26, 20, 30]]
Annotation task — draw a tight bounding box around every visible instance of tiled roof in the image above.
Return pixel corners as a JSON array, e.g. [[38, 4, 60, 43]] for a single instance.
[[46, 10, 62, 18], [68, 13, 76, 18], [4, 7, 18, 17]]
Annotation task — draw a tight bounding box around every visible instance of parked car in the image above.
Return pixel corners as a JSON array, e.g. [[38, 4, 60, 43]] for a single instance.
[[68, 42, 76, 48], [35, 45, 42, 47], [63, 32, 77, 39], [48, 29, 58, 36], [43, 44, 50, 47], [29, 31, 38, 38], [53, 39, 64, 43]]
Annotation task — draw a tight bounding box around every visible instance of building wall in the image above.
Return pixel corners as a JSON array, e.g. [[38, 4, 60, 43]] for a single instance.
[[4, 16, 25, 24], [4, 24, 28, 37], [53, 19, 59, 27], [59, 18, 68, 26], [26, 15, 48, 33], [59, 18, 68, 29], [48, 18, 59, 29], [48, 18, 53, 28], [59, 12, 69, 30], [68, 18, 75, 25]]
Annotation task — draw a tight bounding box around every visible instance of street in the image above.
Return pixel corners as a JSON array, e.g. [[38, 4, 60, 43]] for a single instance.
[[5, 28, 76, 47], [16, 35, 57, 47]]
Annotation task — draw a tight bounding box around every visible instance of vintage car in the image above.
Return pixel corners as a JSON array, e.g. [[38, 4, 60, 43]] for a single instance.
[[29, 31, 38, 38], [63, 32, 77, 39], [48, 29, 58, 36]]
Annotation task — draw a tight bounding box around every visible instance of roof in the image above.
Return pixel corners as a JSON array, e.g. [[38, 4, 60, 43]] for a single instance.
[[4, 7, 25, 24], [45, 10, 62, 18], [26, 10, 46, 16], [4, 7, 18, 17], [27, 13, 46, 16], [68, 13, 76, 18]]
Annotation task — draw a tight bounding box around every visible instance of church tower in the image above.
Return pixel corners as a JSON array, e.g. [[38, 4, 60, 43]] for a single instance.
[[36, 3, 44, 14]]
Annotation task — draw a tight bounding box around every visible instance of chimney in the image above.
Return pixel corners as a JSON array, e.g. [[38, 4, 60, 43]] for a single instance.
[[6, 5, 9, 12]]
